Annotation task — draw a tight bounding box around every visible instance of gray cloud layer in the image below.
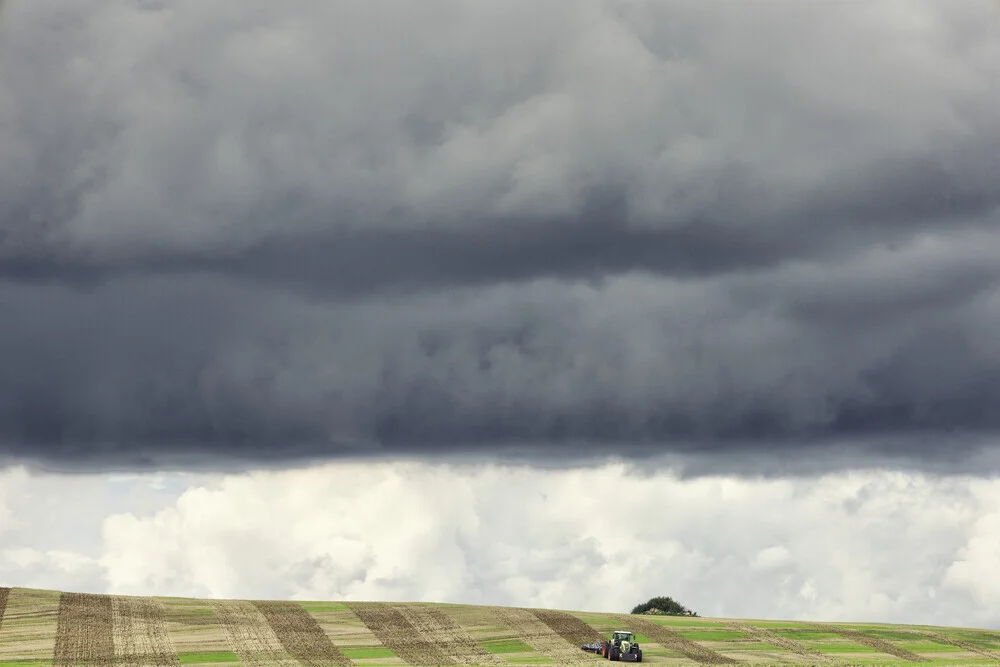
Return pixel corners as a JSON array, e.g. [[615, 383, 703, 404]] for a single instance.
[[2, 0, 1000, 472]]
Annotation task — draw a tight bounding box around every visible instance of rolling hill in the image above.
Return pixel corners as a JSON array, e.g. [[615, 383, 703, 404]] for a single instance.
[[1, 587, 999, 667]]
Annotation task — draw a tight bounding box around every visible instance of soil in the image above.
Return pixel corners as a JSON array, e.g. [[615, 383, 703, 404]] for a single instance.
[[252, 600, 351, 667], [54, 593, 114, 667]]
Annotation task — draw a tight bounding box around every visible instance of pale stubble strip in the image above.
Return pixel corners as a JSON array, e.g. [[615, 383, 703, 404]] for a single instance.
[[209, 600, 301, 667], [112, 596, 180, 667]]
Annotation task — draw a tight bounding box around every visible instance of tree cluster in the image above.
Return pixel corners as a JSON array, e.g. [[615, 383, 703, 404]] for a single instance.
[[630, 596, 698, 616]]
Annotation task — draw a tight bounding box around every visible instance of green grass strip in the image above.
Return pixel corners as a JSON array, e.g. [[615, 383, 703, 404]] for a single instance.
[[298, 603, 348, 613], [804, 642, 879, 653], [895, 641, 965, 653], [742, 620, 814, 628], [643, 616, 722, 627], [177, 652, 240, 664], [483, 639, 536, 654], [773, 630, 842, 640], [339, 647, 394, 659], [674, 630, 748, 641]]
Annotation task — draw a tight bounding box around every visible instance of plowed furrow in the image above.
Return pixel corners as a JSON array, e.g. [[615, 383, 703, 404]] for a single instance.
[[395, 605, 506, 666], [345, 602, 454, 666], [532, 609, 603, 647], [252, 601, 351, 667], [725, 622, 834, 661], [616, 615, 738, 665], [0, 588, 9, 629], [489, 606, 596, 666], [55, 592, 114, 667], [112, 596, 179, 667], [810, 624, 929, 662], [209, 599, 299, 667], [908, 630, 1000, 661]]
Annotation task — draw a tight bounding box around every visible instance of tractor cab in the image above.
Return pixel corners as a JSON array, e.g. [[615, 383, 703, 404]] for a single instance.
[[612, 631, 634, 646]]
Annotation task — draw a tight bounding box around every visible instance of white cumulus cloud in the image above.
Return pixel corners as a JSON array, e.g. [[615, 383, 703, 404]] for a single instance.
[[2, 462, 1000, 630]]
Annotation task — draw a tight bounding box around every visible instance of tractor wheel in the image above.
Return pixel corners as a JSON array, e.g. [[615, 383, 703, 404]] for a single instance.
[[635, 649, 643, 663]]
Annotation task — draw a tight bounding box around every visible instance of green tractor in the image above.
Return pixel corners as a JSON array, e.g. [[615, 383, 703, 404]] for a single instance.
[[600, 630, 642, 662]]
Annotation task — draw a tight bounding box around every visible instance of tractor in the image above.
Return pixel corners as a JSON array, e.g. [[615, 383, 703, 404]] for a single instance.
[[597, 630, 642, 662]]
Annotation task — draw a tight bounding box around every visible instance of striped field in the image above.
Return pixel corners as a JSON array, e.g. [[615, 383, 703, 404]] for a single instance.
[[2, 588, 1000, 666]]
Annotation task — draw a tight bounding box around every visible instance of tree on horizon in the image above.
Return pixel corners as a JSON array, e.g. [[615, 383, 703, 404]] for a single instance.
[[630, 595, 698, 616]]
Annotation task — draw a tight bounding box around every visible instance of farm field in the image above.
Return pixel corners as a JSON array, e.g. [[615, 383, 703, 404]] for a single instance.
[[2, 587, 1000, 667]]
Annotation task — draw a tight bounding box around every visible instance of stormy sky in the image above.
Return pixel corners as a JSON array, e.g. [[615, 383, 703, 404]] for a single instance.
[[7, 0, 1000, 629], [1, 0, 1000, 473]]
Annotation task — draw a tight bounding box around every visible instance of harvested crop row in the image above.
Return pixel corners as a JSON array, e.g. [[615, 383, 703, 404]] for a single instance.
[[532, 609, 603, 647], [616, 615, 738, 665], [158, 600, 231, 656], [345, 601, 454, 666], [252, 600, 351, 667], [907, 630, 1000, 661], [112, 596, 180, 667], [162, 604, 218, 627], [54, 592, 115, 667], [210, 599, 299, 667], [724, 621, 834, 662], [0, 589, 61, 662], [489, 606, 597, 666], [0, 587, 9, 629], [395, 604, 507, 666], [809, 624, 929, 662]]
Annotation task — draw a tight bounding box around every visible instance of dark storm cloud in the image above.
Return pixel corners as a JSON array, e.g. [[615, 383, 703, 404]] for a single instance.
[[2, 0, 1000, 473]]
